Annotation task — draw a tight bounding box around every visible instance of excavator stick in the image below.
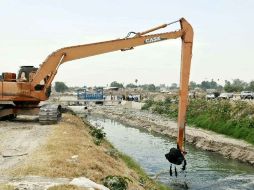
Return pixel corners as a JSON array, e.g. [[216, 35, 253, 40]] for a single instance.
[[165, 18, 193, 168]]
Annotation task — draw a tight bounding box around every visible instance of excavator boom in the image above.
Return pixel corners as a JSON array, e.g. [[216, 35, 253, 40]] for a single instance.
[[0, 18, 193, 156], [32, 30, 183, 89]]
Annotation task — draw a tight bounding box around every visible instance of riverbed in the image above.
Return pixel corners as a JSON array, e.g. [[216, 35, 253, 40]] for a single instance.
[[87, 115, 254, 190]]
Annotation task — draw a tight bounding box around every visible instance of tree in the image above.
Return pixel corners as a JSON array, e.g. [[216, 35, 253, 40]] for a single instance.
[[126, 83, 137, 88], [147, 84, 156, 91], [224, 79, 247, 92], [55, 82, 69, 93], [139, 84, 156, 91], [135, 79, 138, 85], [224, 80, 232, 92], [200, 79, 218, 90], [110, 81, 124, 88], [169, 83, 178, 90], [145, 84, 156, 92], [189, 81, 197, 90], [246, 81, 254, 91]]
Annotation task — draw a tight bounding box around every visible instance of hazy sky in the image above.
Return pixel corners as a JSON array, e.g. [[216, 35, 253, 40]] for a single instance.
[[0, 0, 253, 87]]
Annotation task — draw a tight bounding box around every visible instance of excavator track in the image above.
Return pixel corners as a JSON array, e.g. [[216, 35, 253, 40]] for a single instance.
[[0, 104, 17, 121], [39, 104, 62, 125]]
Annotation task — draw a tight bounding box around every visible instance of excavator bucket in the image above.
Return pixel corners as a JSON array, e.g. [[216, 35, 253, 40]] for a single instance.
[[165, 147, 185, 165]]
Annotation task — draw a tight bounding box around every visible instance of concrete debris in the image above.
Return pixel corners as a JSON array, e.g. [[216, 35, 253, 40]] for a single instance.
[[4, 176, 109, 190], [66, 155, 79, 163], [70, 177, 110, 190], [71, 155, 79, 159]]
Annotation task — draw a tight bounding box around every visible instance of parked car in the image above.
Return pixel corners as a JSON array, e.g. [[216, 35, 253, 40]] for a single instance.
[[218, 93, 234, 99], [240, 91, 254, 99], [206, 92, 220, 100]]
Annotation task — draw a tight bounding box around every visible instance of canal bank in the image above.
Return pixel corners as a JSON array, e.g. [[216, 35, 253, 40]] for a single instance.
[[90, 105, 254, 166], [86, 114, 254, 190], [2, 113, 169, 190]]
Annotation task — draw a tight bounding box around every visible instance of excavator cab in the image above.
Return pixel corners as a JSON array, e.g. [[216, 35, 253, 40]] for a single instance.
[[17, 66, 38, 82]]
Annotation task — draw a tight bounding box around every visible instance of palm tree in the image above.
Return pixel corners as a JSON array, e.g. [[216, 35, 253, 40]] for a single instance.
[[135, 79, 138, 86]]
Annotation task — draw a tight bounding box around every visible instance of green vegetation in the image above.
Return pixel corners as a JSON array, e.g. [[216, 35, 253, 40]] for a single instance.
[[54, 81, 69, 92], [126, 83, 137, 88], [118, 152, 170, 190], [188, 79, 222, 90], [110, 81, 124, 88], [119, 153, 147, 178], [190, 79, 254, 92], [89, 125, 106, 145], [142, 98, 254, 144], [105, 141, 170, 189], [101, 139, 170, 190], [102, 175, 132, 190], [113, 78, 254, 92], [224, 79, 247, 92], [140, 84, 156, 92], [103, 138, 170, 189]]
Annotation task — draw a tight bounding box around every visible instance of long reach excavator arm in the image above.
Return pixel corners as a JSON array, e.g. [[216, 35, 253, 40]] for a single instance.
[[0, 18, 193, 164]]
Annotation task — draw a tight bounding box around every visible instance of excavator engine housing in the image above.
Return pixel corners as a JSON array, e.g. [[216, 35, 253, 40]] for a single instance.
[[2, 72, 16, 82]]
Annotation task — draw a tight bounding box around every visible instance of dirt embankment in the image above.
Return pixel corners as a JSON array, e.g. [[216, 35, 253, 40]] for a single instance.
[[91, 106, 254, 166], [0, 113, 166, 190]]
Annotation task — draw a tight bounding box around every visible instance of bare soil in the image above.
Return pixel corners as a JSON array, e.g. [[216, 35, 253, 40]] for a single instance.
[[0, 116, 53, 174]]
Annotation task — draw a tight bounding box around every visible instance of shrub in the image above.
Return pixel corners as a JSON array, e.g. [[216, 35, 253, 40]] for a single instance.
[[142, 98, 254, 144], [89, 125, 106, 145], [102, 175, 132, 190], [141, 99, 154, 110]]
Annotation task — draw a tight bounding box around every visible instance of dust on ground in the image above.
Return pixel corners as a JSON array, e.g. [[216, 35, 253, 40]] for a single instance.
[[0, 116, 53, 174]]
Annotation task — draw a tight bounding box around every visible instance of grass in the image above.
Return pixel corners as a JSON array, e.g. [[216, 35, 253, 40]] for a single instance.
[[0, 184, 15, 190], [142, 98, 254, 145], [118, 152, 170, 190], [119, 153, 147, 176], [10, 113, 171, 190]]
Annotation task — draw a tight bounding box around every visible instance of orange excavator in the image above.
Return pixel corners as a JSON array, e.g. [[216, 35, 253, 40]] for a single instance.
[[0, 18, 193, 166]]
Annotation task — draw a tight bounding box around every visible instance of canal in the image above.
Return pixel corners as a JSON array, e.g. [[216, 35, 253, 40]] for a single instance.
[[87, 114, 254, 190]]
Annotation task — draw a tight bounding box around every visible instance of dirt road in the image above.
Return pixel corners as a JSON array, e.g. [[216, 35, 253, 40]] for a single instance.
[[0, 116, 53, 175]]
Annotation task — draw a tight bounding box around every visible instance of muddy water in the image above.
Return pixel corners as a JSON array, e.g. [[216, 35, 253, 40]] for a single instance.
[[87, 115, 254, 190]]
